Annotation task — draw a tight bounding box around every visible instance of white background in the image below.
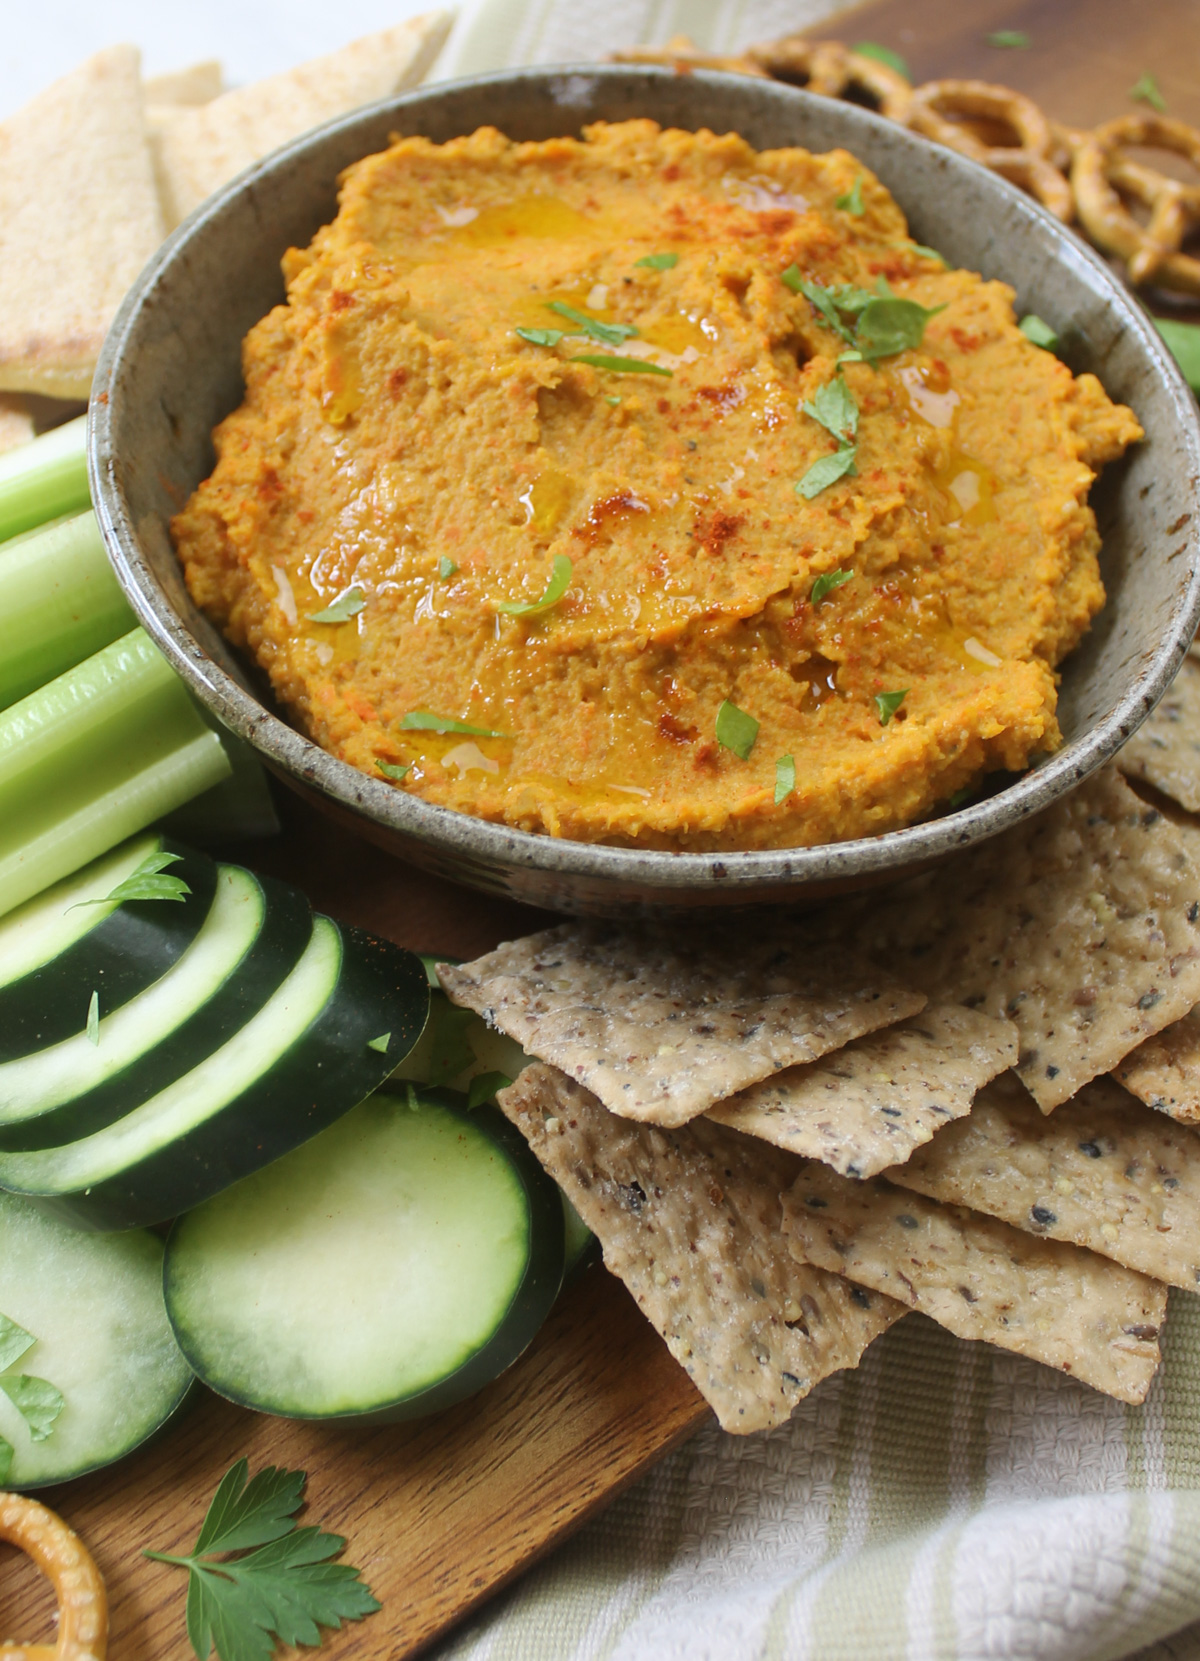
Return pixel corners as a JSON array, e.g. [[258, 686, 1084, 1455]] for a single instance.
[[0, 0, 482, 120]]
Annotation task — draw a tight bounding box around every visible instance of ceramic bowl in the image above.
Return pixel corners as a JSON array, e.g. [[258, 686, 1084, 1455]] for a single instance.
[[89, 66, 1200, 916]]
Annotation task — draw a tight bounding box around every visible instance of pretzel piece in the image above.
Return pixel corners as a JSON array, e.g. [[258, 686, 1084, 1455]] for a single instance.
[[610, 35, 767, 77], [907, 79, 1073, 221], [0, 1492, 107, 1661], [747, 36, 912, 121], [1072, 114, 1200, 294]]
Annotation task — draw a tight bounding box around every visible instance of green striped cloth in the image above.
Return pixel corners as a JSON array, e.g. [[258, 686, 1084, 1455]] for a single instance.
[[424, 7, 1200, 1656]]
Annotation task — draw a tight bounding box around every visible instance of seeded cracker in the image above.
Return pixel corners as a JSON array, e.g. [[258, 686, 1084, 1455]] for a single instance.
[[1116, 653, 1200, 815], [707, 1004, 1017, 1177], [441, 925, 925, 1128], [848, 767, 1200, 1110], [780, 1163, 1166, 1402], [152, 15, 453, 228], [889, 1071, 1200, 1288], [1115, 1006, 1200, 1122], [498, 1064, 906, 1432], [0, 46, 165, 398]]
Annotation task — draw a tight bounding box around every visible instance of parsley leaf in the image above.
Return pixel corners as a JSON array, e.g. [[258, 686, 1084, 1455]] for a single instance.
[[76, 850, 192, 907], [797, 446, 858, 499], [1130, 71, 1167, 112], [782, 268, 856, 343], [571, 353, 672, 376], [86, 990, 100, 1046], [147, 1460, 380, 1661], [987, 29, 1030, 47], [515, 326, 565, 348], [1019, 314, 1060, 352], [0, 1313, 35, 1375], [852, 41, 910, 79], [308, 586, 366, 624], [0, 1375, 64, 1442], [802, 376, 858, 444], [437, 556, 458, 579], [375, 760, 409, 781], [811, 568, 854, 603], [907, 241, 948, 266], [775, 755, 796, 805], [715, 699, 759, 760], [400, 711, 508, 737], [636, 252, 679, 270], [854, 297, 945, 359], [496, 553, 572, 617], [948, 786, 974, 809], [835, 175, 865, 216], [466, 1071, 514, 1110], [546, 302, 639, 346], [875, 689, 909, 725]]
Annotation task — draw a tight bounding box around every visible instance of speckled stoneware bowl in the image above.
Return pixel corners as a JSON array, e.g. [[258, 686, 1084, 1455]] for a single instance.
[[90, 66, 1200, 916]]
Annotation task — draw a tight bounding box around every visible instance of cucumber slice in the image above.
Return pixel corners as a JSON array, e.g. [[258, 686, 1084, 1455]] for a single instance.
[[0, 833, 218, 1059], [163, 1088, 565, 1420], [0, 917, 430, 1230], [0, 1190, 192, 1488], [0, 864, 312, 1150]]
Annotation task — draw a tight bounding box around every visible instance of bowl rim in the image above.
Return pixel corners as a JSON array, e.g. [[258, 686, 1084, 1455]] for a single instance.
[[89, 63, 1200, 897]]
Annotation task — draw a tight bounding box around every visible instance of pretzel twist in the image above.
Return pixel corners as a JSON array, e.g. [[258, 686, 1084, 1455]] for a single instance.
[[1072, 114, 1200, 293], [747, 36, 912, 121], [906, 79, 1074, 221], [610, 36, 767, 77], [0, 1492, 107, 1661]]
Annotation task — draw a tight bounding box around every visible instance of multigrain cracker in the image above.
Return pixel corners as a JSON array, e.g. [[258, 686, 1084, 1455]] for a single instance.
[[890, 1071, 1200, 1288], [707, 1005, 1017, 1177], [441, 925, 925, 1128], [1115, 1006, 1200, 1122], [849, 767, 1200, 1110], [152, 15, 452, 227], [498, 1063, 905, 1432], [0, 46, 165, 397], [1116, 653, 1200, 814], [780, 1162, 1166, 1402]]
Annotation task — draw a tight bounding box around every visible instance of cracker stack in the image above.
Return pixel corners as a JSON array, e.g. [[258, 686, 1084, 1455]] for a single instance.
[[440, 670, 1200, 1432]]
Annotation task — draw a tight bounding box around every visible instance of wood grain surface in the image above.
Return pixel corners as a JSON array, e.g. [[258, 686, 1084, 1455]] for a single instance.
[[5, 3, 1200, 1654]]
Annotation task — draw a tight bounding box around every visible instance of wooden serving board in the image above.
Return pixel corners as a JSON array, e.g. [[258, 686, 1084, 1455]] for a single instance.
[[5, 3, 1200, 1653]]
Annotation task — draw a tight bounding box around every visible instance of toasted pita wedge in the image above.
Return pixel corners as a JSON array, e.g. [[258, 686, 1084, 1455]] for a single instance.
[[0, 398, 35, 454], [441, 923, 924, 1128], [781, 1161, 1166, 1403], [0, 46, 165, 398], [153, 13, 453, 227], [498, 1063, 905, 1432]]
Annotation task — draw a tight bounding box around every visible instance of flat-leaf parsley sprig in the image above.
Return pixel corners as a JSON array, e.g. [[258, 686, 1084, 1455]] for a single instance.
[[146, 1459, 380, 1661]]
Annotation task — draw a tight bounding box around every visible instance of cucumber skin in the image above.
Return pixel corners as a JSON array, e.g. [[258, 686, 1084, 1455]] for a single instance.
[[19, 925, 430, 1232], [0, 871, 313, 1152], [11, 1379, 198, 1492], [0, 840, 218, 1061], [164, 1091, 566, 1425]]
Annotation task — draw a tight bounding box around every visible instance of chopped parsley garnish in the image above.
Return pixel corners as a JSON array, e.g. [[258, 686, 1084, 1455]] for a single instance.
[[852, 40, 910, 79], [775, 755, 796, 805], [496, 553, 572, 617], [1156, 318, 1200, 392], [516, 327, 565, 348], [308, 585, 366, 624], [987, 29, 1030, 47], [572, 353, 673, 376], [636, 252, 679, 270], [77, 849, 192, 907], [811, 568, 853, 603], [546, 302, 639, 346], [948, 786, 973, 809], [803, 375, 858, 444], [1130, 71, 1167, 112], [908, 242, 948, 266], [400, 711, 509, 737], [437, 556, 458, 580], [374, 760, 409, 781], [604, 395, 622, 406], [836, 175, 865, 216], [782, 267, 855, 343], [145, 1459, 380, 1661], [466, 1071, 514, 1110], [715, 699, 759, 760], [1019, 314, 1060, 352], [367, 1033, 391, 1053], [0, 1312, 65, 1483], [784, 274, 944, 361], [86, 990, 100, 1046], [875, 689, 909, 726], [797, 445, 858, 500]]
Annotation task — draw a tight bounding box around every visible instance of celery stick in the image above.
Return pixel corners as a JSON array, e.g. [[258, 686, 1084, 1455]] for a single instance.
[[0, 511, 134, 711], [0, 416, 90, 544], [0, 628, 231, 918]]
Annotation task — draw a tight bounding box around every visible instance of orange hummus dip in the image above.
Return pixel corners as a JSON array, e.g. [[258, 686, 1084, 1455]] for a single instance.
[[173, 120, 1141, 851]]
